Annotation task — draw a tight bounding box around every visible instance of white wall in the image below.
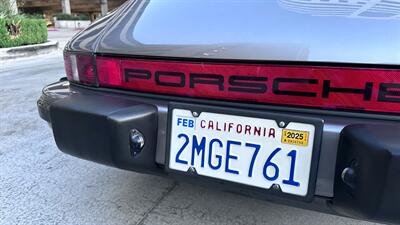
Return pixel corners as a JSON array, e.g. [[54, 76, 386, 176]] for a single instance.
[[55, 20, 91, 29]]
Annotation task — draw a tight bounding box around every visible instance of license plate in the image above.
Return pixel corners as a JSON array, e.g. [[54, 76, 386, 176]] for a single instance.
[[168, 108, 318, 197]]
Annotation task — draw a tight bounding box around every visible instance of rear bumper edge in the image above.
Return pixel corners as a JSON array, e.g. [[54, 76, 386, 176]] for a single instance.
[[37, 80, 400, 224]]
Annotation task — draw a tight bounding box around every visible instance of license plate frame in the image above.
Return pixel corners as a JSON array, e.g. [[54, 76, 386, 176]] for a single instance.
[[165, 102, 323, 202]]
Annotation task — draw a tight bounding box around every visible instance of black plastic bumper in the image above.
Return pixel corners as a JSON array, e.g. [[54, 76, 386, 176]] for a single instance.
[[38, 80, 400, 224], [333, 124, 400, 223], [51, 96, 159, 173]]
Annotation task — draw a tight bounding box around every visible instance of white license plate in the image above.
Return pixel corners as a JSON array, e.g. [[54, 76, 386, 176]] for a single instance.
[[168, 109, 316, 197]]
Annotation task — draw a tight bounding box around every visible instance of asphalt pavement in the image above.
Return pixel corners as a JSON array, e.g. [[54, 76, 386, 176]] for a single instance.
[[0, 29, 378, 225]]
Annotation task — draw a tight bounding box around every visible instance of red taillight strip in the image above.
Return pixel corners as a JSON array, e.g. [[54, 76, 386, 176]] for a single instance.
[[95, 56, 400, 114]]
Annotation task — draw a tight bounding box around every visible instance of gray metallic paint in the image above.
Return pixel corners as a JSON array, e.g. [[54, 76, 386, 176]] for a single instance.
[[68, 0, 400, 65]]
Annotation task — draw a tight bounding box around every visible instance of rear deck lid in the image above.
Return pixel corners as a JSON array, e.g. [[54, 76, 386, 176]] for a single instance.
[[69, 0, 400, 65]]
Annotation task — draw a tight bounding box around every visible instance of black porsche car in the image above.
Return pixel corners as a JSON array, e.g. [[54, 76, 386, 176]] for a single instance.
[[37, 0, 400, 223]]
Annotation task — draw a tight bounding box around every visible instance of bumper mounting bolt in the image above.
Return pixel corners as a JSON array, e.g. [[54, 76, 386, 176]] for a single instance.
[[129, 129, 145, 157], [341, 167, 356, 189]]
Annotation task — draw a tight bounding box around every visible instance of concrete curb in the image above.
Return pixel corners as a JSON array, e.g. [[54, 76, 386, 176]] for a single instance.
[[0, 40, 59, 60]]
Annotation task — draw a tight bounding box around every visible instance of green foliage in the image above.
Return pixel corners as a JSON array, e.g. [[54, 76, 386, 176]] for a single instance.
[[55, 13, 90, 21], [0, 17, 48, 48], [0, 0, 47, 47], [24, 14, 45, 19]]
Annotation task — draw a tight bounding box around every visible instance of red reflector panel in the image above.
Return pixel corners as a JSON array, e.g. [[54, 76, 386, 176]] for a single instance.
[[76, 54, 96, 84], [64, 52, 97, 85], [96, 56, 400, 114]]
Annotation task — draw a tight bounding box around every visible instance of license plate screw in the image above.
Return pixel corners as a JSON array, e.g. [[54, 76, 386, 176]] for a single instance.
[[271, 184, 282, 192], [278, 121, 286, 128], [187, 166, 197, 174], [192, 111, 199, 117]]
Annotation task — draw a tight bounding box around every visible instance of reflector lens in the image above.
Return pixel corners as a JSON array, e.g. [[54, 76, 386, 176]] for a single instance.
[[96, 56, 400, 114], [63, 53, 75, 81], [64, 52, 97, 85]]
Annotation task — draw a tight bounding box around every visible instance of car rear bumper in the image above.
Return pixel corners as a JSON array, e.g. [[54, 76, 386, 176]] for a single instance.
[[38, 79, 400, 224]]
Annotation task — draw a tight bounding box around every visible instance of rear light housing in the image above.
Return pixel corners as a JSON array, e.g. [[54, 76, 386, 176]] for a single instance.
[[64, 52, 400, 115], [64, 52, 97, 85]]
